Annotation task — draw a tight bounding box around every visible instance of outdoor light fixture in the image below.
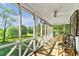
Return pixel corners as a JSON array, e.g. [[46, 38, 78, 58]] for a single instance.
[[54, 10, 57, 17]]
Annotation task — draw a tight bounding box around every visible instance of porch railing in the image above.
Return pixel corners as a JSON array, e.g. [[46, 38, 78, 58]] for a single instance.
[[0, 34, 53, 56]]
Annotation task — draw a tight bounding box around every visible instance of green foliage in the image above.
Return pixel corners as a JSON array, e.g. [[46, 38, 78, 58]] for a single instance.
[[0, 29, 3, 38], [64, 24, 70, 34], [0, 4, 17, 42], [21, 25, 27, 36], [0, 5, 17, 22], [0, 5, 17, 15], [53, 25, 63, 35], [6, 26, 18, 38], [6, 25, 27, 38], [53, 24, 70, 36], [36, 24, 40, 36], [0, 29, 3, 35], [28, 27, 33, 34]]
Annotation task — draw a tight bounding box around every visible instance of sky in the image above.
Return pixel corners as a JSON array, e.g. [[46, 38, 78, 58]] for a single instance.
[[0, 3, 34, 29]]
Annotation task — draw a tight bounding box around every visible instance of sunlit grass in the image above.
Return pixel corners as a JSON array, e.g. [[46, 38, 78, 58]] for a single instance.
[[0, 33, 33, 42], [0, 33, 33, 56]]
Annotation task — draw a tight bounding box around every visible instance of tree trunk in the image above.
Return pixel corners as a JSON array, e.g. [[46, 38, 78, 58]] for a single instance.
[[3, 29, 6, 42], [3, 11, 7, 42]]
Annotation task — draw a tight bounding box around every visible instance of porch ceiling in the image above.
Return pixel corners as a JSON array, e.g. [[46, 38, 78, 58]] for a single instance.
[[19, 3, 79, 25]]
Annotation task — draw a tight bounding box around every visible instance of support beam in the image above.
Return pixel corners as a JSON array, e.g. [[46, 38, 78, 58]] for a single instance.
[[51, 26, 53, 37], [49, 26, 50, 34], [18, 4, 22, 56], [33, 13, 36, 50], [40, 20, 43, 45], [43, 23, 47, 43], [47, 25, 49, 35], [50, 26, 53, 38], [45, 23, 47, 36], [40, 20, 43, 37], [17, 4, 53, 27], [50, 27, 51, 34]]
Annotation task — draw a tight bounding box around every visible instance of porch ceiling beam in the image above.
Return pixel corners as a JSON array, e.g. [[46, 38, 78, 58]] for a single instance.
[[20, 3, 79, 25], [16, 3, 53, 27]]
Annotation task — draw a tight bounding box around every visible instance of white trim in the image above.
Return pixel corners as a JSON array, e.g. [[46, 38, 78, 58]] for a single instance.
[[33, 13, 36, 50], [45, 23, 47, 36], [40, 20, 43, 37], [22, 40, 33, 56], [18, 4, 22, 56]]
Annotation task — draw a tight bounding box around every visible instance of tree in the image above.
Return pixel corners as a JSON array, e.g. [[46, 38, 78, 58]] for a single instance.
[[22, 25, 27, 36], [28, 27, 33, 34], [6, 26, 18, 38], [53, 24, 70, 36], [64, 24, 70, 34], [0, 29, 3, 39], [0, 4, 17, 42], [18, 25, 27, 37], [53, 25, 63, 35], [36, 24, 40, 36]]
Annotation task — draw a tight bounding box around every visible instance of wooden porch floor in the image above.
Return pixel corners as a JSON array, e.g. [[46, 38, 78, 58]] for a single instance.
[[32, 36, 76, 56]]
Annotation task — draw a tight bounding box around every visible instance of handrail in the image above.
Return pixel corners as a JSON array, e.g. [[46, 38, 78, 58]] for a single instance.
[[0, 42, 19, 49], [7, 38, 33, 56], [0, 34, 53, 56], [0, 38, 32, 49], [27, 36, 53, 56]]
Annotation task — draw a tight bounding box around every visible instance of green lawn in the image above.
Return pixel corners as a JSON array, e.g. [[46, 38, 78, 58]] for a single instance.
[[0, 33, 33, 43], [0, 39, 31, 56], [0, 33, 33, 56], [0, 45, 27, 56]]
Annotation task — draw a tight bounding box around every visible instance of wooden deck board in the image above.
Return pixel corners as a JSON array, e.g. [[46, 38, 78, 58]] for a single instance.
[[33, 37, 76, 56]]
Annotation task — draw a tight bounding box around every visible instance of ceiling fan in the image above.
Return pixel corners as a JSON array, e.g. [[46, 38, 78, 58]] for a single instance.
[[53, 10, 66, 17], [53, 10, 57, 17]]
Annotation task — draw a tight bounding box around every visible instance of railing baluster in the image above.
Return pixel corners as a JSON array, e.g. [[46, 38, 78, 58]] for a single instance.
[[7, 44, 18, 56], [27, 34, 53, 56], [22, 39, 33, 56], [19, 43, 22, 56]]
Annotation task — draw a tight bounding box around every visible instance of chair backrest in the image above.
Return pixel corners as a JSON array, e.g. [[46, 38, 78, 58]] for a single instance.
[[64, 34, 76, 56]]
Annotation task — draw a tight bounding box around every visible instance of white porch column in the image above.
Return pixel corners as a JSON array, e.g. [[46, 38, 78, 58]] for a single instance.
[[44, 23, 47, 42], [49, 26, 50, 35], [46, 25, 49, 39], [45, 23, 47, 36], [50, 26, 53, 38], [18, 4, 22, 56], [47, 25, 49, 35], [52, 26, 53, 37], [49, 26, 51, 39], [33, 13, 36, 50], [47, 25, 48, 35], [40, 20, 43, 45], [40, 20, 43, 37]]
